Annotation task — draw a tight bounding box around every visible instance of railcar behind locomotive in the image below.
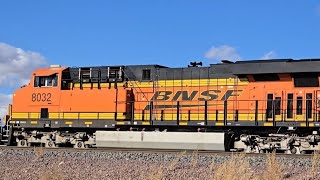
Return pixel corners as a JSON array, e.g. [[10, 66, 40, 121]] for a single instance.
[[2, 59, 320, 153]]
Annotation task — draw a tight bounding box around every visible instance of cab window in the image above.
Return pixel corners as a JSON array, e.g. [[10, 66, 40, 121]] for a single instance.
[[34, 74, 58, 87]]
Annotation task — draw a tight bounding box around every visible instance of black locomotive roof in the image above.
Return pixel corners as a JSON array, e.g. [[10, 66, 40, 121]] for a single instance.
[[65, 58, 320, 81], [210, 58, 320, 75]]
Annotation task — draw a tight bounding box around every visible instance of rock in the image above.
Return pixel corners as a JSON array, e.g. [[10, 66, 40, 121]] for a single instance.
[[0, 148, 316, 180]]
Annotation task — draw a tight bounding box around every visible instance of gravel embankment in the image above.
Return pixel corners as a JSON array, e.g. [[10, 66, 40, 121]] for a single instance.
[[0, 148, 319, 180]]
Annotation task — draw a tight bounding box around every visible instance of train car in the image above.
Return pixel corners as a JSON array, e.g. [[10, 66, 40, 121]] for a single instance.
[[2, 59, 320, 153]]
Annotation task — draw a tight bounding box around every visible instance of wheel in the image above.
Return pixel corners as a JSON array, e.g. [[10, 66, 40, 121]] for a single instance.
[[45, 141, 56, 148], [74, 141, 84, 148], [290, 147, 298, 154], [18, 140, 27, 147]]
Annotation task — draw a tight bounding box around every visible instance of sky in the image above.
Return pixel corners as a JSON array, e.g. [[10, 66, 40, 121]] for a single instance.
[[1, 1, 320, 118]]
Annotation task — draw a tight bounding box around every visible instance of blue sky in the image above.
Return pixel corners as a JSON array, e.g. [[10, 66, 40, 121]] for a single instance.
[[1, 1, 320, 67], [1, 1, 320, 117]]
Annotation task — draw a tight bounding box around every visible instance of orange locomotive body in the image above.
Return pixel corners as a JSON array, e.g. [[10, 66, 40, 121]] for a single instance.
[[4, 59, 320, 152], [11, 66, 131, 127]]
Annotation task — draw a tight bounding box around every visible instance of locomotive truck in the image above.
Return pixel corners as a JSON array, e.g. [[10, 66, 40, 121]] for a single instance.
[[1, 58, 320, 154]]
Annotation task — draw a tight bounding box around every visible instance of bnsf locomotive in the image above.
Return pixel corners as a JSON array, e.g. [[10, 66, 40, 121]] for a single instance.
[[2, 59, 320, 153]]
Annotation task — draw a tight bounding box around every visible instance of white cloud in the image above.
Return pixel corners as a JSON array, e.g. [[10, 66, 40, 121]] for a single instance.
[[0, 42, 48, 120], [0, 94, 12, 120], [261, 51, 277, 60], [205, 45, 241, 61]]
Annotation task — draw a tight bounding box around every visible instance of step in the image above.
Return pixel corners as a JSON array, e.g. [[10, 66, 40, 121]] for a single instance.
[[1, 140, 8, 142]]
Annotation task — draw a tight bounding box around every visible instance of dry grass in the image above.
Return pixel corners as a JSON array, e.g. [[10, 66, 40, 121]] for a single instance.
[[142, 151, 187, 180], [191, 150, 198, 168], [168, 151, 186, 171], [146, 164, 164, 180], [36, 147, 65, 180], [34, 147, 45, 157], [141, 150, 320, 180], [39, 168, 64, 180], [310, 151, 320, 179], [211, 152, 286, 180], [260, 152, 283, 180], [34, 150, 319, 180], [39, 172, 63, 180], [142, 151, 285, 180], [212, 153, 255, 180]]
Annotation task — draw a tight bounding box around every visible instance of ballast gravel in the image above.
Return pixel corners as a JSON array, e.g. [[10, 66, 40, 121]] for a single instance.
[[0, 148, 318, 180]]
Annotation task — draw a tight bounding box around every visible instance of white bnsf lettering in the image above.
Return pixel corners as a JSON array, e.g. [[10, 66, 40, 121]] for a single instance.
[[151, 90, 242, 101]]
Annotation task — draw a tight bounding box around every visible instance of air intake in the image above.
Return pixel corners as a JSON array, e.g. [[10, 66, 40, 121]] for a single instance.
[[50, 65, 61, 68]]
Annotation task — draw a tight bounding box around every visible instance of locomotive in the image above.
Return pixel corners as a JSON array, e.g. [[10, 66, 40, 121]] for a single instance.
[[1, 58, 320, 153]]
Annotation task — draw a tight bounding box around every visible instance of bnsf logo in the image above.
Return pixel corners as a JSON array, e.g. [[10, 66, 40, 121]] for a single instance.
[[151, 90, 242, 101]]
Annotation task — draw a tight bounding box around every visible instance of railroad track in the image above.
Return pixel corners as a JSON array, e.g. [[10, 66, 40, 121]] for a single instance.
[[0, 146, 314, 158]]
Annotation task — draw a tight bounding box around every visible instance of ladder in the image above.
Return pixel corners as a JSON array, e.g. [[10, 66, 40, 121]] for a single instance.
[[0, 117, 12, 145]]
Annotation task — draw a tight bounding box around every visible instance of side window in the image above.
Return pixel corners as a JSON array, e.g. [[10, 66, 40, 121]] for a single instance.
[[40, 77, 46, 87], [266, 94, 273, 118], [34, 76, 40, 87], [47, 77, 53, 86], [142, 69, 151, 80], [54, 75, 58, 87], [296, 96, 303, 115], [274, 97, 281, 115], [34, 74, 58, 87], [287, 94, 293, 118], [306, 93, 312, 119]]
